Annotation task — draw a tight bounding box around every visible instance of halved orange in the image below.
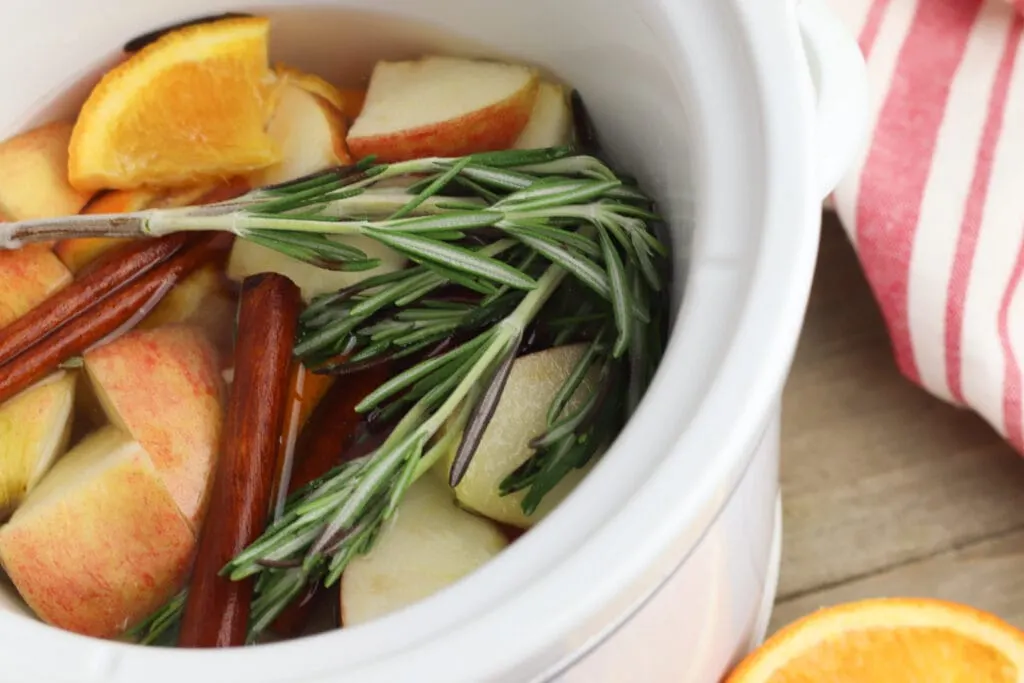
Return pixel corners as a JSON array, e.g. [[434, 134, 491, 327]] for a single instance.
[[68, 16, 280, 191], [727, 598, 1024, 682]]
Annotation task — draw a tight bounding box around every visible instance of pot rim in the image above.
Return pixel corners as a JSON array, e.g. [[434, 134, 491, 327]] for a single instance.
[[0, 0, 823, 680]]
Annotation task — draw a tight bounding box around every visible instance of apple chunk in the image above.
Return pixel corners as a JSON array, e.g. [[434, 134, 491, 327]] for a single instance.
[[0, 426, 195, 638], [0, 122, 93, 220], [513, 82, 572, 150], [347, 56, 538, 162], [83, 325, 224, 527], [274, 65, 366, 121], [340, 477, 507, 626], [437, 344, 599, 529], [0, 372, 76, 519], [226, 235, 406, 302], [247, 82, 352, 188], [138, 265, 222, 330], [0, 245, 73, 328]]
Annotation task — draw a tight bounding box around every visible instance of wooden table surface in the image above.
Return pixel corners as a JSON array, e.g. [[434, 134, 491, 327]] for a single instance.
[[770, 213, 1024, 632]]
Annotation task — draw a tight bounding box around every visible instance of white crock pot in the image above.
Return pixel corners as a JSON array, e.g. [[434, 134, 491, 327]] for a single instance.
[[0, 0, 866, 681]]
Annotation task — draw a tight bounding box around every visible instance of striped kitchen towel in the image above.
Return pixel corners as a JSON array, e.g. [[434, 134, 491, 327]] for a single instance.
[[827, 0, 1024, 450]]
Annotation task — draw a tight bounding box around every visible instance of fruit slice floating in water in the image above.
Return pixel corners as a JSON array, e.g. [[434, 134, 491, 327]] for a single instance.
[[68, 16, 279, 191], [347, 56, 538, 162], [273, 64, 366, 120], [725, 597, 1024, 682], [83, 325, 225, 528], [0, 372, 76, 520], [0, 122, 93, 220]]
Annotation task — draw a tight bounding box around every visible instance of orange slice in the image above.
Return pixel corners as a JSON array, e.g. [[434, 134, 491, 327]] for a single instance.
[[68, 16, 279, 191], [275, 65, 366, 120], [726, 598, 1024, 682]]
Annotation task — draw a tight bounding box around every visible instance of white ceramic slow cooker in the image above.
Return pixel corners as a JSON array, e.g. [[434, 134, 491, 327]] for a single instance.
[[0, 0, 866, 681]]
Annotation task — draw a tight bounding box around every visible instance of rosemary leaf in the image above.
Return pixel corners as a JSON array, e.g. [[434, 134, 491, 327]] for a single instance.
[[465, 146, 574, 168], [363, 229, 537, 291], [389, 157, 472, 219], [244, 231, 379, 272], [385, 434, 428, 517], [459, 164, 535, 191], [449, 330, 522, 486], [302, 267, 425, 321], [511, 232, 611, 300], [356, 332, 494, 412], [492, 180, 621, 213], [547, 332, 605, 426], [598, 227, 632, 358], [452, 175, 501, 203], [418, 260, 498, 296], [519, 437, 583, 515], [530, 369, 606, 450], [379, 210, 504, 234]]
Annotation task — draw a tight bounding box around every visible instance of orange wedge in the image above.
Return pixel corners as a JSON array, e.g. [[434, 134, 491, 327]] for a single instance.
[[68, 16, 279, 191], [275, 65, 366, 120], [727, 598, 1024, 682]]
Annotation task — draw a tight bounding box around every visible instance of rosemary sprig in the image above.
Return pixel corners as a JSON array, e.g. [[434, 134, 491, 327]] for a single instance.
[[125, 589, 186, 646], [50, 97, 671, 645]]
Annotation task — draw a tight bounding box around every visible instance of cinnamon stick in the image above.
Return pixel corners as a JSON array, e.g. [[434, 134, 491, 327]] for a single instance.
[[0, 235, 189, 367], [179, 273, 300, 648], [0, 234, 228, 405], [270, 362, 388, 637]]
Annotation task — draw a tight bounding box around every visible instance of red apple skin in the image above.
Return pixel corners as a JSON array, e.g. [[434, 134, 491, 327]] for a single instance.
[[348, 82, 537, 163], [0, 428, 195, 638], [83, 325, 225, 528], [0, 245, 72, 328]]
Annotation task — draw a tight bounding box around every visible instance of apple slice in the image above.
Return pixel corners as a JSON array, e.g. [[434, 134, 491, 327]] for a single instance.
[[0, 426, 195, 638], [0, 245, 73, 328], [340, 477, 507, 626], [274, 65, 367, 121], [137, 265, 238, 362], [247, 82, 352, 188], [347, 56, 538, 162], [138, 264, 222, 330], [437, 344, 599, 528], [226, 235, 406, 301], [513, 82, 572, 150], [0, 122, 93, 221], [0, 372, 76, 519], [83, 325, 224, 527]]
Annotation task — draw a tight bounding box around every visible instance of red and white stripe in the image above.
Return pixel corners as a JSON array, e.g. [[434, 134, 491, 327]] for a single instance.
[[828, 0, 1024, 450]]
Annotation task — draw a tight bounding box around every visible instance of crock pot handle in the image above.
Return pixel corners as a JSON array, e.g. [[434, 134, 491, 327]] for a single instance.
[[797, 0, 869, 200]]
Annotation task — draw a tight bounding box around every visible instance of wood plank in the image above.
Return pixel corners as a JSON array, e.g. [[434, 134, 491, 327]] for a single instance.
[[771, 529, 1024, 633], [777, 215, 1024, 599]]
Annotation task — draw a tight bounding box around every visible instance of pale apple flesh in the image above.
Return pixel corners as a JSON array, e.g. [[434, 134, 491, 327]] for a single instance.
[[436, 344, 600, 529], [0, 122, 93, 221], [226, 234, 407, 302], [347, 56, 539, 162], [0, 427, 195, 638], [340, 477, 507, 626], [247, 82, 352, 187], [513, 82, 573, 150], [0, 372, 76, 520], [83, 325, 225, 528], [0, 245, 73, 328], [137, 265, 222, 330]]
